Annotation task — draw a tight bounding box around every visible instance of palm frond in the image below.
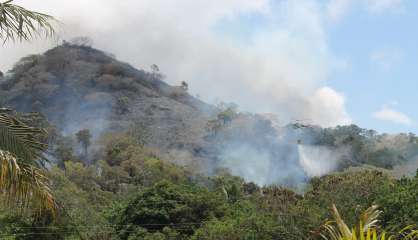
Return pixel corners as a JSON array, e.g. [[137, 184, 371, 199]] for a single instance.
[[0, 113, 48, 166], [0, 0, 56, 43], [318, 205, 417, 240], [400, 225, 418, 240], [0, 150, 57, 214], [331, 204, 353, 239], [360, 205, 381, 232]]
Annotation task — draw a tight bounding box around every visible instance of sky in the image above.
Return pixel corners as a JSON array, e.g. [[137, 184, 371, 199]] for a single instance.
[[1, 0, 417, 134]]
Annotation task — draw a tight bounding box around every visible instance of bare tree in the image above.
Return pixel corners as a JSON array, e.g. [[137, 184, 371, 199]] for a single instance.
[[181, 81, 189, 91], [150, 64, 160, 73]]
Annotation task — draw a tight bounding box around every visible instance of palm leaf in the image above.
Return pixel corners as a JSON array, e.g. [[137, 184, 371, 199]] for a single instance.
[[400, 225, 418, 240], [0, 113, 48, 166], [318, 205, 418, 240], [0, 150, 56, 214], [331, 204, 353, 239], [0, 0, 56, 43], [360, 205, 381, 231], [0, 113, 56, 214]]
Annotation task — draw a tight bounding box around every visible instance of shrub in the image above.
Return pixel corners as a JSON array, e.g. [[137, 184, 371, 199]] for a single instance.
[[302, 170, 392, 227], [377, 170, 418, 228], [110, 181, 226, 240]]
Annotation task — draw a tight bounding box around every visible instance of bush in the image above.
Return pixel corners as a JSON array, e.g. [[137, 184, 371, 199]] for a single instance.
[[377, 170, 418, 228], [302, 170, 392, 227], [110, 181, 226, 240], [192, 201, 285, 240], [100, 62, 127, 76]]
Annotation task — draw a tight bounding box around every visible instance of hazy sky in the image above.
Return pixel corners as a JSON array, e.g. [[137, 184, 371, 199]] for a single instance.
[[1, 0, 417, 133]]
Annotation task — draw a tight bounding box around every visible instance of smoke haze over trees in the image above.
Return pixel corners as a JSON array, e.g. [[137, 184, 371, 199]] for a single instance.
[[0, 40, 416, 239], [1, 44, 418, 187]]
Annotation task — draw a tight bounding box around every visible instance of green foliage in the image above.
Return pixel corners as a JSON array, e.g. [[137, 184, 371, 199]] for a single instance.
[[110, 181, 226, 240], [0, 212, 66, 240], [302, 170, 392, 227], [210, 171, 245, 203], [53, 136, 76, 167], [217, 107, 238, 125], [101, 133, 138, 166], [251, 186, 315, 239], [192, 201, 284, 240], [0, 111, 415, 239], [309, 124, 418, 169], [48, 164, 116, 239], [377, 170, 418, 229], [205, 104, 239, 136], [100, 133, 189, 187]]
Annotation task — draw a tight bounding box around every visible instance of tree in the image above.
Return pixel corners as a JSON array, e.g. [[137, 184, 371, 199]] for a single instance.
[[377, 171, 418, 228], [76, 129, 92, 157], [181, 81, 188, 91], [110, 181, 226, 240], [150, 64, 159, 74], [0, 0, 56, 42], [53, 136, 76, 168], [115, 96, 130, 114], [303, 170, 392, 227], [217, 107, 237, 125], [150, 64, 164, 80], [192, 201, 285, 240]]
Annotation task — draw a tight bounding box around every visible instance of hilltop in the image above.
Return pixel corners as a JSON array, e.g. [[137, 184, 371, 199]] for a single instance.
[[0, 43, 212, 149]]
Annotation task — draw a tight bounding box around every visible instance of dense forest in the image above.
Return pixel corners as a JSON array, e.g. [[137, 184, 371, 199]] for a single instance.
[[0, 42, 416, 239]]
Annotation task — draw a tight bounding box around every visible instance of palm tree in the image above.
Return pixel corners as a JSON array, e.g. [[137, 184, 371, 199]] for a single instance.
[[0, 0, 56, 42], [0, 1, 57, 214], [317, 204, 418, 240], [0, 112, 56, 214]]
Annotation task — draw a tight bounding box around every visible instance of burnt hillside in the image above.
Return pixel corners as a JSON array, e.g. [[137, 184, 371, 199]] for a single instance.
[[1, 43, 416, 186], [0, 43, 214, 151]]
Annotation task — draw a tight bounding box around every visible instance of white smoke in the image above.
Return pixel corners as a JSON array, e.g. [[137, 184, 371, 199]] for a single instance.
[[219, 143, 350, 186], [1, 0, 352, 127], [2, 1, 355, 185], [298, 145, 349, 177], [219, 144, 273, 186]]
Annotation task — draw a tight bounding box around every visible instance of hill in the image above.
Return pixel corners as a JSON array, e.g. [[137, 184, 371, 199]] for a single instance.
[[1, 43, 417, 185], [0, 43, 417, 239], [0, 43, 212, 149]]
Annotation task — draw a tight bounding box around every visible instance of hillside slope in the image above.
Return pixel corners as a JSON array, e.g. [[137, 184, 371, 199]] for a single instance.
[[0, 43, 214, 152], [1, 43, 417, 186]]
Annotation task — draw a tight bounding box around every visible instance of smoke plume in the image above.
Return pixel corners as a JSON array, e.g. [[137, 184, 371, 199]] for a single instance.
[[2, 0, 351, 127], [1, 0, 356, 186]]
